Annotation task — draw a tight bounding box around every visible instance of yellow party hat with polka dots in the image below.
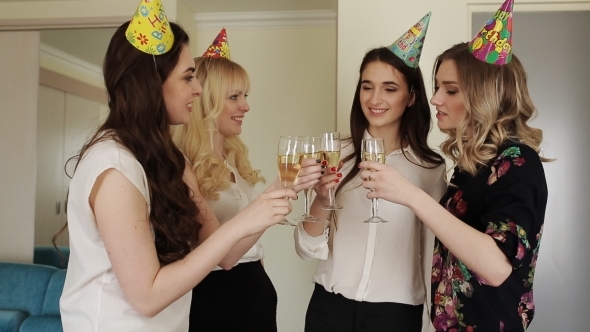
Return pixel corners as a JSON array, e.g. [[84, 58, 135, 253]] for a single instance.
[[125, 0, 174, 55]]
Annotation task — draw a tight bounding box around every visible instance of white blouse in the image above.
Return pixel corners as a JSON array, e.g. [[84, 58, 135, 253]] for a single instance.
[[294, 132, 446, 329], [206, 162, 263, 270], [60, 138, 191, 332]]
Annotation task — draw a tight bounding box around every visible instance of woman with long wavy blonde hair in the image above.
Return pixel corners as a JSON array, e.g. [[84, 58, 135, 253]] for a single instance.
[[359, 41, 549, 332], [174, 56, 322, 331]]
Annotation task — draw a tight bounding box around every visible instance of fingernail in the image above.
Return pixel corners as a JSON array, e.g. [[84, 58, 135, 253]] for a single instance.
[[337, 173, 342, 178], [335, 179, 340, 183], [316, 159, 321, 163], [321, 165, 326, 169], [322, 160, 328, 166], [321, 171, 325, 175], [330, 167, 337, 172]]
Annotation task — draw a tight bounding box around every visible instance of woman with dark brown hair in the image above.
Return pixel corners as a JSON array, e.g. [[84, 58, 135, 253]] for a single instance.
[[295, 13, 446, 332], [58, 3, 296, 331]]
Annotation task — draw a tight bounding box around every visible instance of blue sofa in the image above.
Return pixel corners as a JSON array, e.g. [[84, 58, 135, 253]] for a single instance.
[[0, 262, 65, 332], [33, 246, 69, 269]]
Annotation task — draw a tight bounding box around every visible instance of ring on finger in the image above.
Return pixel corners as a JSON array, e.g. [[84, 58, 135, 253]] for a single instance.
[[368, 170, 373, 181]]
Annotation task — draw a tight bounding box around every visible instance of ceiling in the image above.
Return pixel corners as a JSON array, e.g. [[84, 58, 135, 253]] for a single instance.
[[183, 0, 335, 13], [40, 28, 115, 68], [33, 0, 335, 68]]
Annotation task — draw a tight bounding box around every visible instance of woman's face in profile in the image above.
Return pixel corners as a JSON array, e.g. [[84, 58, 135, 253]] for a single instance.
[[162, 45, 203, 125], [431, 59, 466, 131]]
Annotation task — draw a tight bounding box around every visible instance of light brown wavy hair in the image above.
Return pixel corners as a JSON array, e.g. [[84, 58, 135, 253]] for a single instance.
[[173, 57, 264, 200], [434, 42, 550, 176]]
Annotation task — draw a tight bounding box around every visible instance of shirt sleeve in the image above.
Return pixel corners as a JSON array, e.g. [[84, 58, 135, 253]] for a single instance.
[[293, 221, 330, 260], [479, 145, 547, 269]]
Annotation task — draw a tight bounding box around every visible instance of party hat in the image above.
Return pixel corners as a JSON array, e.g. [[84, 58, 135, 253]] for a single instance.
[[468, 0, 514, 65], [202, 28, 231, 59], [388, 12, 432, 68], [125, 0, 174, 55]]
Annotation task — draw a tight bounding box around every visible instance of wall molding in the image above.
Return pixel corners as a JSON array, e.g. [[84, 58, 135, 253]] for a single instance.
[[40, 68, 107, 105], [193, 10, 337, 29], [39, 43, 104, 85]]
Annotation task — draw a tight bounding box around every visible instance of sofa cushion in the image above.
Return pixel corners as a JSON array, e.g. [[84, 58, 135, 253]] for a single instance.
[[33, 246, 69, 269], [0, 262, 57, 315], [20, 316, 63, 332], [42, 269, 66, 316], [0, 310, 27, 332]]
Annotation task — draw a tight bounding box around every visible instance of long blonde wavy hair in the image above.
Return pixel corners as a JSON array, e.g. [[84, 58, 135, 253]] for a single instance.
[[434, 42, 549, 176], [173, 57, 265, 200]]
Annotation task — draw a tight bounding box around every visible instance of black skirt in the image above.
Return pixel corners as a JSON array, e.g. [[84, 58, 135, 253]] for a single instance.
[[188, 260, 278, 332], [305, 283, 423, 332]]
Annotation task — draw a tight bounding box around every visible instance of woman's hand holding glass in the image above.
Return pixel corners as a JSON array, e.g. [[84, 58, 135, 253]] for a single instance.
[[233, 188, 298, 236], [358, 160, 419, 209], [360, 138, 387, 223]]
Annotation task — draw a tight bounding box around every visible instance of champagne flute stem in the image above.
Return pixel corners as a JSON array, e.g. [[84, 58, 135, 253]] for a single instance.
[[370, 198, 379, 218], [303, 188, 311, 215], [328, 187, 335, 206]]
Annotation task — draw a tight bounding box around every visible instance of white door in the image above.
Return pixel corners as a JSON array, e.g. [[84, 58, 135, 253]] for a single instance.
[[35, 87, 105, 247], [472, 11, 590, 331], [35, 85, 65, 246]]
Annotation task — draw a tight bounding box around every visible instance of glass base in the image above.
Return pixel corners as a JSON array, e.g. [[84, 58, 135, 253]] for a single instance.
[[278, 219, 297, 226], [295, 214, 320, 223], [363, 216, 388, 223], [321, 204, 342, 211]]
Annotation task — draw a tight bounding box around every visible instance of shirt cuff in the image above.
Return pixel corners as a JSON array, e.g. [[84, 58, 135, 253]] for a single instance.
[[297, 221, 329, 248]]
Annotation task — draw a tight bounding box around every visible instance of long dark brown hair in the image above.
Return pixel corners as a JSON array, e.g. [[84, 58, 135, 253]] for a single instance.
[[54, 21, 200, 265], [337, 47, 444, 196]]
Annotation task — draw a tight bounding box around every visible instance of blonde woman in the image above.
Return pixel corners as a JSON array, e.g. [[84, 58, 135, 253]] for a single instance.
[[360, 41, 549, 331], [174, 56, 322, 332]]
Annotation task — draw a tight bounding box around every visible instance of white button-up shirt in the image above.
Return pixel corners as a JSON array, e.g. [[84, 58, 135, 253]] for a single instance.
[[295, 132, 446, 328], [207, 162, 263, 270]]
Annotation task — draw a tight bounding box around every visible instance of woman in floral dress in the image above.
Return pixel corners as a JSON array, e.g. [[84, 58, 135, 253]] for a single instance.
[[358, 40, 549, 332]]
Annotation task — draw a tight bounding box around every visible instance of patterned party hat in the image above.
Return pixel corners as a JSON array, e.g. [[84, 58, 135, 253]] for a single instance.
[[388, 12, 432, 68], [125, 0, 174, 55], [468, 0, 514, 65], [202, 27, 231, 59]]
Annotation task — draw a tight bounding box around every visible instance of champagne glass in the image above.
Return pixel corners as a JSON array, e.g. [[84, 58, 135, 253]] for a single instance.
[[361, 138, 388, 223], [277, 136, 303, 226], [295, 136, 321, 223], [320, 132, 342, 210]]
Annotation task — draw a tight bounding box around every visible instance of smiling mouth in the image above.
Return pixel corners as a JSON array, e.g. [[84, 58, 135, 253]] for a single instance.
[[370, 108, 387, 114], [231, 116, 243, 123]]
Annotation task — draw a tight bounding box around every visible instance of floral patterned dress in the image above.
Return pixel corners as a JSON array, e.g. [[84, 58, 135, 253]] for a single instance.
[[431, 142, 548, 332]]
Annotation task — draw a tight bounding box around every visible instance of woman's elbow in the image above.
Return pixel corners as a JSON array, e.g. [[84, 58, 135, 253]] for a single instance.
[[219, 258, 237, 270], [132, 301, 164, 318], [485, 262, 512, 287]]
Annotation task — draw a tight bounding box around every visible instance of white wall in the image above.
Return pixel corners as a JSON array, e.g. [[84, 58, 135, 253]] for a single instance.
[[0, 31, 39, 263], [194, 26, 336, 332]]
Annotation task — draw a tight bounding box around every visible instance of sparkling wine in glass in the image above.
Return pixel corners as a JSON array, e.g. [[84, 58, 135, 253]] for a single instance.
[[361, 138, 388, 223], [320, 132, 342, 210], [277, 136, 302, 226], [295, 136, 321, 223]]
